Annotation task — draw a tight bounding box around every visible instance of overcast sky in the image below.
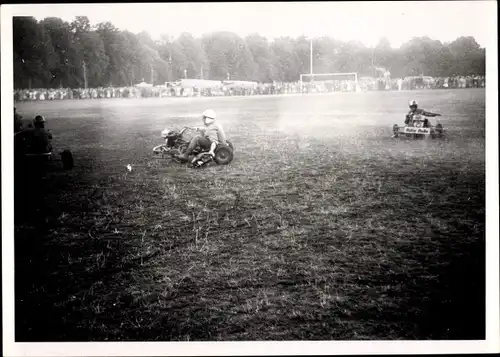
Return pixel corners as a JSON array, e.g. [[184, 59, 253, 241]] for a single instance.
[[8, 1, 495, 48]]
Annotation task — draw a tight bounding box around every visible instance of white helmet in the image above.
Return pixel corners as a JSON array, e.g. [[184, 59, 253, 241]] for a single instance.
[[202, 109, 216, 124]]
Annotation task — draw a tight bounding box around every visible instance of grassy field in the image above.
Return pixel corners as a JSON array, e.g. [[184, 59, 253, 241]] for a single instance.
[[14, 89, 485, 341]]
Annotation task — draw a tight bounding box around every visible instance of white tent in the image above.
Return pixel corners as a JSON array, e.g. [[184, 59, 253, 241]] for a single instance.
[[222, 80, 258, 89], [135, 81, 153, 88], [180, 79, 223, 89]]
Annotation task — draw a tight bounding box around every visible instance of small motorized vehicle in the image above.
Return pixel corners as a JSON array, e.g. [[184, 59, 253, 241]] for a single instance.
[[392, 114, 444, 139], [14, 127, 74, 170], [153, 126, 234, 168]]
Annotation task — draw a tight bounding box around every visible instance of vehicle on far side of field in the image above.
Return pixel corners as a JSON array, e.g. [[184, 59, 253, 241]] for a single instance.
[[392, 114, 445, 139]]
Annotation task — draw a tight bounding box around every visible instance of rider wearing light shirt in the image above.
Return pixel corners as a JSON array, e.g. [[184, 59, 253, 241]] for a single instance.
[[176, 109, 227, 162]]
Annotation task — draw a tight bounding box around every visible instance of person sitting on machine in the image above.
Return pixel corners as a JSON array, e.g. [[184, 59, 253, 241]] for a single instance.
[[21, 115, 53, 154], [405, 100, 441, 127], [176, 109, 227, 162]]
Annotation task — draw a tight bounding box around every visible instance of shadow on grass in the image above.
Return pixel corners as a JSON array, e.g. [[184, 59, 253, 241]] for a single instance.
[[420, 234, 485, 339], [348, 175, 486, 340], [15, 158, 124, 341]]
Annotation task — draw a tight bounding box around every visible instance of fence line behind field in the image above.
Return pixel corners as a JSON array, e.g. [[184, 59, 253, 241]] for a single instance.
[[13, 75, 485, 102]]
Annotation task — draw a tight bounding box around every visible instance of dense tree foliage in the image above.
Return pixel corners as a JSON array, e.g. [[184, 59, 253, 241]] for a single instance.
[[13, 16, 486, 89]]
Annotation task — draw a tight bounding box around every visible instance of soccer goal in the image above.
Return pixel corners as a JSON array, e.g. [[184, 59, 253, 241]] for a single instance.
[[299, 72, 360, 93]]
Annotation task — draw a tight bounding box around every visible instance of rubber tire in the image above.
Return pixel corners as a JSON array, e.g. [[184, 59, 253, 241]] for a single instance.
[[152, 144, 166, 155], [214, 145, 233, 165], [392, 124, 399, 137], [61, 149, 74, 170], [436, 123, 444, 137]]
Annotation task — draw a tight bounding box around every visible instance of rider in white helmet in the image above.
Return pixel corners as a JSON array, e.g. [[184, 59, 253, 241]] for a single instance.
[[176, 109, 227, 162], [405, 100, 441, 127]]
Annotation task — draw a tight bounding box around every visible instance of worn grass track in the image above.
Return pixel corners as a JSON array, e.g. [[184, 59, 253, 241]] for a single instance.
[[14, 89, 485, 341]]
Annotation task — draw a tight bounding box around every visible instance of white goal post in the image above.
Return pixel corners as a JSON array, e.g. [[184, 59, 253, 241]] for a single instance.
[[299, 72, 359, 93]]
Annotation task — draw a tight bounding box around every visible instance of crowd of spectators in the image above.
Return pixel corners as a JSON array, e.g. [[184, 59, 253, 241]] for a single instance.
[[14, 86, 146, 101], [14, 75, 485, 101]]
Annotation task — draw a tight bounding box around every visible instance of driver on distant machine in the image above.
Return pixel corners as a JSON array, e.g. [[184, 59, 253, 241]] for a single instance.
[[176, 109, 227, 162], [21, 115, 53, 154], [405, 100, 441, 127]]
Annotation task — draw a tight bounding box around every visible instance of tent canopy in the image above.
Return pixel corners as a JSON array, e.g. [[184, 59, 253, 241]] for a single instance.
[[135, 82, 153, 88], [222, 80, 258, 89], [180, 79, 223, 89]]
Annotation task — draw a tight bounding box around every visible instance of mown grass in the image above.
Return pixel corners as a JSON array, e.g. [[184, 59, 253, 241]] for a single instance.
[[14, 89, 485, 341]]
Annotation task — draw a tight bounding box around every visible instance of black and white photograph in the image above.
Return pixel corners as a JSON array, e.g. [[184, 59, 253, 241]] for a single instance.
[[2, 1, 499, 356]]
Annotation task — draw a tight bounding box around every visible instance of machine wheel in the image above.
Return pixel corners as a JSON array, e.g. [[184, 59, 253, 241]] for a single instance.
[[435, 123, 444, 137], [61, 149, 74, 170], [392, 124, 399, 137], [214, 145, 234, 165], [152, 145, 165, 155]]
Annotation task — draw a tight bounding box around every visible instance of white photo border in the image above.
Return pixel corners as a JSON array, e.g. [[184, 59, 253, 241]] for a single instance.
[[2, 2, 498, 356]]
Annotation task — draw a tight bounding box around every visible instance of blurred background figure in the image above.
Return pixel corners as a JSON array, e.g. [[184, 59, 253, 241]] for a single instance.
[[14, 107, 23, 133]]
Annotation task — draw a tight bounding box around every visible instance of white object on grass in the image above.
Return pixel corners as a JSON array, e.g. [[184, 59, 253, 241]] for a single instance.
[[126, 164, 132, 172]]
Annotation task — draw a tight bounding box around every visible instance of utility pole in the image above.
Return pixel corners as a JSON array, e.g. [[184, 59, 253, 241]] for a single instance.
[[83, 60, 88, 89], [167, 35, 173, 83], [310, 38, 313, 77], [151, 64, 154, 86], [168, 54, 172, 83], [66, 31, 70, 87], [371, 47, 375, 78], [310, 37, 314, 91]]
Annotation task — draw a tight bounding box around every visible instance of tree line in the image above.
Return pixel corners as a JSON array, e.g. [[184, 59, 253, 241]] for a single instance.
[[13, 16, 486, 89]]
